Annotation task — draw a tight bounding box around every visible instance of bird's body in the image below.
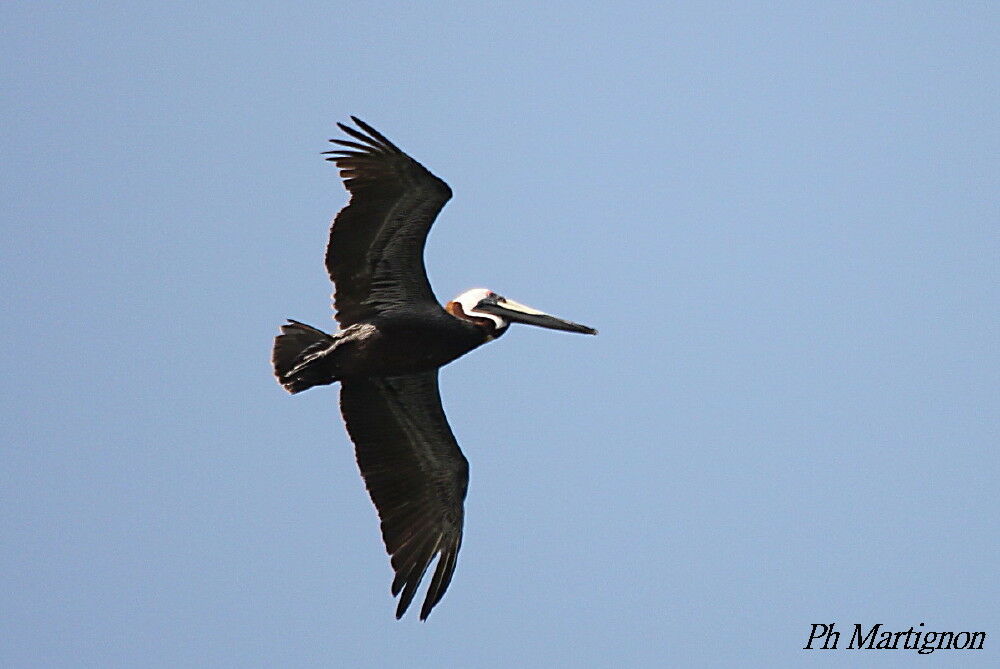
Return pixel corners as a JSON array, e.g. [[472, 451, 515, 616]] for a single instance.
[[276, 308, 491, 390], [272, 118, 595, 620]]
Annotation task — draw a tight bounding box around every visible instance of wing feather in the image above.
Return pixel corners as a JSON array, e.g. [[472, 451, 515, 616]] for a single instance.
[[339, 371, 468, 620], [324, 118, 453, 326]]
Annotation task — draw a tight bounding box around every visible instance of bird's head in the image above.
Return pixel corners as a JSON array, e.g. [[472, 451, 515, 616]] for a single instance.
[[447, 288, 597, 337]]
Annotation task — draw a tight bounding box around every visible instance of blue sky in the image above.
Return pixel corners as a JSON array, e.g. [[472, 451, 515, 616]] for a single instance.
[[2, 2, 997, 667]]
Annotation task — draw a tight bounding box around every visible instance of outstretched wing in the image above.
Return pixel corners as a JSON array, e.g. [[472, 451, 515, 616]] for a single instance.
[[339, 371, 468, 620], [323, 117, 453, 327]]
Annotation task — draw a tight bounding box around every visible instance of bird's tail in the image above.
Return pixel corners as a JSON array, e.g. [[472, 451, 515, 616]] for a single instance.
[[272, 320, 339, 394]]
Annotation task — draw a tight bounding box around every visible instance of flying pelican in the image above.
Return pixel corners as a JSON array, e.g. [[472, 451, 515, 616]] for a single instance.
[[272, 117, 596, 620]]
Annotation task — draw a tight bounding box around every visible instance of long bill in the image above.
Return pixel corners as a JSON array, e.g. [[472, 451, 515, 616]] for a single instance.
[[478, 298, 598, 335]]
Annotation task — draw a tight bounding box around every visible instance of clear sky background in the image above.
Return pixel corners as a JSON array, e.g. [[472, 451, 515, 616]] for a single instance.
[[2, 2, 997, 667]]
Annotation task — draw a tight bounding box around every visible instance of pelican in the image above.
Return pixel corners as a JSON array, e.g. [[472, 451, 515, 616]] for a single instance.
[[272, 117, 596, 620]]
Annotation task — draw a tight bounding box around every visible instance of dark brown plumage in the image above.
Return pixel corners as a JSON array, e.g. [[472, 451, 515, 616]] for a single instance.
[[324, 117, 452, 327], [271, 117, 595, 620], [340, 372, 467, 620]]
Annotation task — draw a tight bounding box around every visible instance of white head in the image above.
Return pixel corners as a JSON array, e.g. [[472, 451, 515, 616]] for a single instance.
[[447, 288, 598, 336], [452, 288, 507, 330]]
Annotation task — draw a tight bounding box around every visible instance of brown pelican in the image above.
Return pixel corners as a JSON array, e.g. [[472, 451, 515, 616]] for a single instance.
[[271, 117, 596, 620]]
